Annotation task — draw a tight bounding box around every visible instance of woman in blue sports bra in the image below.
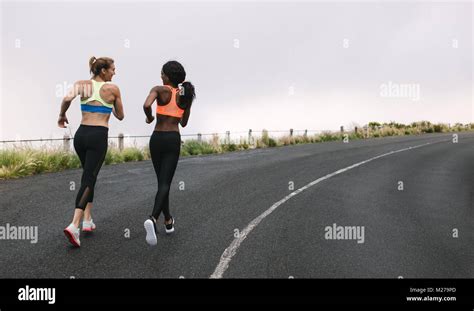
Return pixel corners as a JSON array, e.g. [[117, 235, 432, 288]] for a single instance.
[[58, 56, 125, 247]]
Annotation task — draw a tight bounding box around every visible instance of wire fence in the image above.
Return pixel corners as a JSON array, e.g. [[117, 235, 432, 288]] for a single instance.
[[2, 123, 471, 152], [0, 128, 348, 151]]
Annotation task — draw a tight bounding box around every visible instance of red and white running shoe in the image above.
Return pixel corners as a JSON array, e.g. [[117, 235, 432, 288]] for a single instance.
[[82, 219, 96, 232], [64, 224, 80, 247]]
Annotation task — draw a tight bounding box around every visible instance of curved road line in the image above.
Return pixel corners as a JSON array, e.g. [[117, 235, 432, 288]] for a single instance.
[[210, 140, 446, 278]]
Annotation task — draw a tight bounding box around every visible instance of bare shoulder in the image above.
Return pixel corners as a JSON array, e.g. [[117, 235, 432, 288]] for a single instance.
[[157, 86, 172, 104], [104, 82, 121, 94], [150, 85, 168, 94]]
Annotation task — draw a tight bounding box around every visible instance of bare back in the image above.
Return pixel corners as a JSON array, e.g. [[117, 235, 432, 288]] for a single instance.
[[155, 86, 181, 132], [78, 80, 117, 127]]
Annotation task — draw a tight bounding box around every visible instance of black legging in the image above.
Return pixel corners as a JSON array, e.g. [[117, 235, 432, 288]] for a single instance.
[[73, 125, 108, 210], [149, 131, 181, 221]]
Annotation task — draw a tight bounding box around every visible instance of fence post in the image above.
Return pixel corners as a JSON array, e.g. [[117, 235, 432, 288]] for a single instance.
[[118, 133, 124, 151], [355, 127, 358, 135], [248, 129, 252, 145], [304, 129, 307, 137], [226, 131, 230, 144], [197, 133, 202, 143], [63, 134, 70, 152], [340, 126, 344, 134], [290, 128, 293, 137]]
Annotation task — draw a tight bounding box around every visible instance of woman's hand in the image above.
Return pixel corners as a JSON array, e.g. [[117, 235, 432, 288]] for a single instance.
[[58, 115, 69, 128], [146, 115, 155, 124]]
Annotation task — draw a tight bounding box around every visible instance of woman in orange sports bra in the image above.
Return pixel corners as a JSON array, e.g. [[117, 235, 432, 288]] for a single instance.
[[142, 60, 196, 246]]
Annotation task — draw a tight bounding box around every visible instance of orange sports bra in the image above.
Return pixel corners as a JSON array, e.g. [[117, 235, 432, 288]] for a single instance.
[[156, 85, 184, 118]]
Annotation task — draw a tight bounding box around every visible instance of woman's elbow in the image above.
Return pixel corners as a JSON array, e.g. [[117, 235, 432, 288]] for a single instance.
[[143, 104, 153, 112]]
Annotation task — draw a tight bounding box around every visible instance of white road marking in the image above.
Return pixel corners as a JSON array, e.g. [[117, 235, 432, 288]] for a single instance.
[[210, 141, 439, 278]]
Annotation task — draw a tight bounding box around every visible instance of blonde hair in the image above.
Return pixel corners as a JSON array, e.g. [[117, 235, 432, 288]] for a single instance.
[[89, 56, 114, 76]]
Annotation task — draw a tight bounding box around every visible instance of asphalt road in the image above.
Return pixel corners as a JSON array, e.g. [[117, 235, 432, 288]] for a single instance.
[[0, 132, 472, 278]]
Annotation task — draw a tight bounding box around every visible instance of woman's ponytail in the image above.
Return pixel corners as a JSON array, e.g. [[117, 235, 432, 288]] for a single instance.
[[179, 81, 196, 109]]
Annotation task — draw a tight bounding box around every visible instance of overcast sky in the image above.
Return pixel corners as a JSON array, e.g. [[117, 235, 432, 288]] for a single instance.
[[0, 0, 472, 141]]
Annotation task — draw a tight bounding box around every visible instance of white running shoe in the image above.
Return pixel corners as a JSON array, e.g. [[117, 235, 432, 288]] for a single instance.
[[64, 224, 81, 247], [144, 217, 158, 246], [82, 219, 96, 232], [165, 217, 175, 234]]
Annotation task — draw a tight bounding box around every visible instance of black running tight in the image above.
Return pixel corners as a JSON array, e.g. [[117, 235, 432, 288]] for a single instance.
[[149, 131, 181, 221], [73, 125, 108, 210]]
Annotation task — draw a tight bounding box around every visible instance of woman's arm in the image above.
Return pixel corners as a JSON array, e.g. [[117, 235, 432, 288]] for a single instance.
[[58, 82, 80, 128], [111, 84, 124, 120], [143, 86, 160, 123], [180, 103, 192, 127]]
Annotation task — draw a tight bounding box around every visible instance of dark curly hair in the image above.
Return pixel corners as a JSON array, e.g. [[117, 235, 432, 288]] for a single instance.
[[162, 60, 196, 108]]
